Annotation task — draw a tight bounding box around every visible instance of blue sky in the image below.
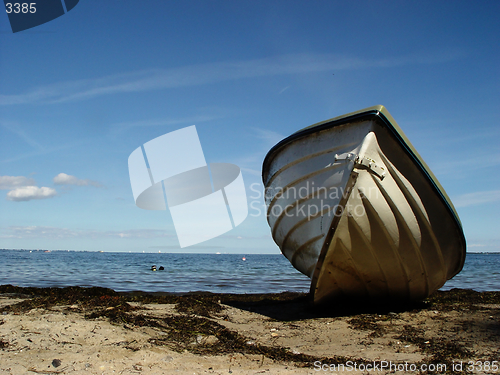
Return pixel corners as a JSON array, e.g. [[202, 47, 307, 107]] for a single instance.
[[0, 1, 498, 253]]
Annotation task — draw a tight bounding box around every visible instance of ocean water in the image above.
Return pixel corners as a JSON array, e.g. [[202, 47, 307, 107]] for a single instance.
[[0, 250, 498, 294], [0, 250, 311, 294]]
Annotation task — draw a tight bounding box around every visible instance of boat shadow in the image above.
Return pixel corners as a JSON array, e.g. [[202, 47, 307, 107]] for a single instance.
[[221, 292, 427, 321]]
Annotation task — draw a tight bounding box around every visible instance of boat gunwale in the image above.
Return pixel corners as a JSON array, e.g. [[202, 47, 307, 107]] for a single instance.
[[262, 106, 466, 275]]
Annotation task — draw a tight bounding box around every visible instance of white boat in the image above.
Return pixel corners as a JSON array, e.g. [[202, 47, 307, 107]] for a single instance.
[[262, 106, 466, 304]]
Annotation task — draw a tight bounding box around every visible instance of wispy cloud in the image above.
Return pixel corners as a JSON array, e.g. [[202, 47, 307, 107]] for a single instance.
[[431, 153, 500, 176], [0, 121, 45, 151], [453, 190, 500, 208], [240, 167, 262, 177], [444, 127, 500, 145], [53, 173, 102, 187], [231, 127, 287, 180], [251, 127, 285, 147], [0, 51, 463, 106], [0, 226, 173, 239], [234, 127, 284, 164], [0, 139, 88, 164], [465, 239, 500, 253], [279, 86, 290, 94], [0, 120, 88, 164], [0, 175, 36, 190], [109, 113, 224, 135]]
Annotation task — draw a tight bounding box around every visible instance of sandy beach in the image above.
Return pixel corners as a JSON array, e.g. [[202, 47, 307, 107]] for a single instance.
[[0, 286, 498, 374]]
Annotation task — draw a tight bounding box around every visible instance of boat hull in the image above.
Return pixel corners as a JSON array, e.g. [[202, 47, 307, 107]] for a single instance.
[[262, 106, 466, 304]]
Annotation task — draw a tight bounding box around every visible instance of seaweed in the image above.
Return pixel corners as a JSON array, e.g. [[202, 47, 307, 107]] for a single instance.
[[175, 295, 223, 317], [0, 286, 364, 366], [425, 289, 500, 311], [397, 324, 474, 373], [0, 285, 497, 369], [148, 313, 357, 367], [80, 291, 359, 367], [347, 313, 399, 338], [0, 285, 125, 313], [348, 314, 382, 331]]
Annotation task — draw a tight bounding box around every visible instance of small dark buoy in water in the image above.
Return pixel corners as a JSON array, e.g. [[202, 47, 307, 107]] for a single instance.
[[151, 265, 157, 271], [159, 266, 164, 270]]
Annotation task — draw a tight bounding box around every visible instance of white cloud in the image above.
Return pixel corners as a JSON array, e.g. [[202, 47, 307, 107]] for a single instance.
[[0, 175, 36, 190], [6, 186, 57, 201], [1, 174, 57, 202], [1, 173, 101, 201], [453, 190, 500, 208], [53, 173, 101, 187]]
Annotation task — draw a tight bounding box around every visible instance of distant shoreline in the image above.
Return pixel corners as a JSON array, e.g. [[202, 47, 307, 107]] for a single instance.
[[0, 248, 285, 254], [2, 248, 499, 254]]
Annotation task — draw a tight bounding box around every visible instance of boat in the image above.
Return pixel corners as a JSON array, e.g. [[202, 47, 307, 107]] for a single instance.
[[262, 105, 466, 304]]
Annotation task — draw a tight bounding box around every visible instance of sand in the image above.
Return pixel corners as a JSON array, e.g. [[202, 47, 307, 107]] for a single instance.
[[0, 287, 499, 374]]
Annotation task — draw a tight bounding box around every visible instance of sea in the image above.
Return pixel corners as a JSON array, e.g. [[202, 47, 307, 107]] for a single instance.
[[0, 250, 498, 294]]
